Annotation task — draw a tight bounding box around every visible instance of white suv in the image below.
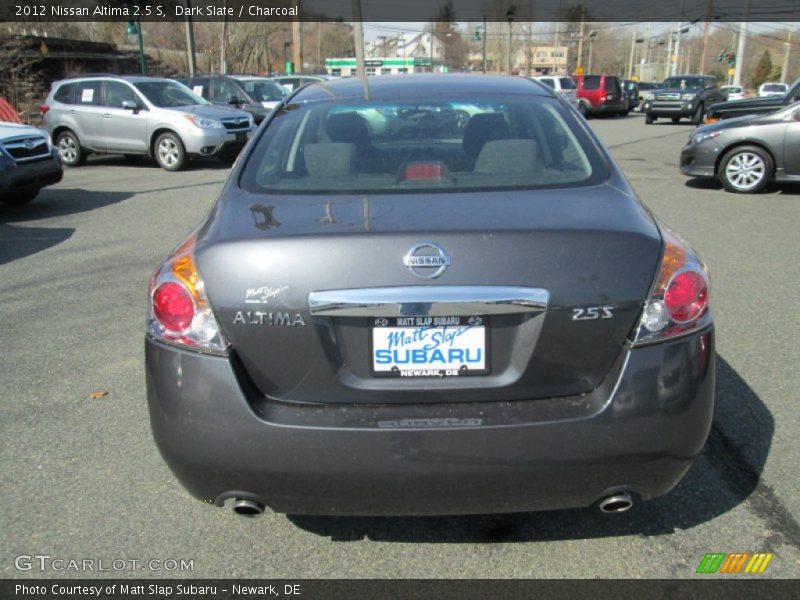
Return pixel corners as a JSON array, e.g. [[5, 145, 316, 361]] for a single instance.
[[531, 75, 580, 110], [42, 75, 254, 171]]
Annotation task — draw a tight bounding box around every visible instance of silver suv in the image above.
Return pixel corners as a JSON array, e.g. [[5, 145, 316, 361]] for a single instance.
[[42, 75, 254, 171]]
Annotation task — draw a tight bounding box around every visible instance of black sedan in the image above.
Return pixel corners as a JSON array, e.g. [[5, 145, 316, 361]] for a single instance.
[[681, 101, 800, 193], [705, 77, 800, 122], [145, 75, 714, 517]]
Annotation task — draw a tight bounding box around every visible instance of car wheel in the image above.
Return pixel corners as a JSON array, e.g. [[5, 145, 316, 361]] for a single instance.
[[619, 110, 630, 117], [0, 189, 39, 206], [671, 117, 681, 124], [56, 131, 86, 167], [691, 104, 705, 125], [719, 145, 773, 193], [154, 132, 187, 171], [577, 103, 589, 118], [644, 113, 655, 124]]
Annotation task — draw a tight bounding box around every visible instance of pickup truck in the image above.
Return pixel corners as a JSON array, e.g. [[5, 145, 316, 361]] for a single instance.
[[642, 75, 725, 125], [0, 122, 63, 205], [705, 77, 800, 122]]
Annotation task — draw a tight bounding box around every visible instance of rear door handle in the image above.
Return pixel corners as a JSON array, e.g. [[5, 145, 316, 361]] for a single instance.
[[103, 113, 111, 118]]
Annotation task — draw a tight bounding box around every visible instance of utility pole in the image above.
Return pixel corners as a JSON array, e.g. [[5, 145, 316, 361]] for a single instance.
[[699, 0, 713, 73], [526, 1, 533, 76], [733, 21, 747, 87], [552, 18, 559, 74], [507, 8, 515, 74], [482, 17, 487, 73], [292, 11, 303, 74], [352, 0, 365, 78], [184, 1, 196, 76], [781, 28, 792, 83], [576, 17, 585, 72], [665, 27, 674, 79], [220, 0, 227, 74], [627, 26, 636, 79]]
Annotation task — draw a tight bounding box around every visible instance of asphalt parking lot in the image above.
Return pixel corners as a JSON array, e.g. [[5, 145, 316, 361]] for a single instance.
[[1, 113, 799, 579]]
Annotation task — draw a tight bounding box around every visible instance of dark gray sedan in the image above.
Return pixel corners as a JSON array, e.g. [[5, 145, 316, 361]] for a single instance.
[[681, 101, 800, 193], [145, 75, 714, 517]]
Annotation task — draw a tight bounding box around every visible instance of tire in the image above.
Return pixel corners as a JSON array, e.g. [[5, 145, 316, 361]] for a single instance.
[[645, 113, 655, 124], [577, 102, 589, 118], [691, 104, 705, 125], [619, 110, 630, 117], [0, 189, 38, 206], [55, 131, 86, 167], [718, 145, 773, 194], [154, 132, 187, 171], [671, 117, 681, 124]]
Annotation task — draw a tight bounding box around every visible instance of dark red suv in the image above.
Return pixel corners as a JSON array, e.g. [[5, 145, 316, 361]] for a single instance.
[[573, 74, 629, 118]]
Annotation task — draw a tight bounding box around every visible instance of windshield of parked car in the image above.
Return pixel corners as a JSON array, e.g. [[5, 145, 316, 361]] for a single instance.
[[662, 77, 707, 90], [237, 79, 288, 102], [240, 96, 606, 195], [133, 81, 209, 107]]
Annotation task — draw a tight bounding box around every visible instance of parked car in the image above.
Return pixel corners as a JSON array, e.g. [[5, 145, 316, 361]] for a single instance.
[[0, 122, 62, 205], [178, 75, 270, 124], [145, 74, 714, 518], [706, 78, 800, 122], [573, 74, 629, 117], [680, 100, 800, 193], [621, 79, 641, 111], [42, 75, 254, 171], [632, 82, 658, 112], [227, 75, 287, 111], [642, 75, 725, 125], [531, 75, 579, 110], [720, 85, 745, 101], [268, 74, 336, 92], [758, 82, 789, 97]]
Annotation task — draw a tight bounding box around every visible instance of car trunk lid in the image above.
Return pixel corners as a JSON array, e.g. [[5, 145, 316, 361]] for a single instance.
[[196, 184, 662, 404]]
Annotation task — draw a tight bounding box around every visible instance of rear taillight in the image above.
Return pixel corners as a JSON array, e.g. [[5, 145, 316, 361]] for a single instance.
[[632, 225, 711, 345], [40, 105, 49, 115], [147, 232, 229, 354]]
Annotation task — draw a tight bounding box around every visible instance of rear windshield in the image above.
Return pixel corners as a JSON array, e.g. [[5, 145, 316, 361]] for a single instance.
[[761, 84, 787, 93], [582, 76, 601, 90], [133, 81, 208, 107], [240, 96, 607, 195], [559, 77, 576, 90]]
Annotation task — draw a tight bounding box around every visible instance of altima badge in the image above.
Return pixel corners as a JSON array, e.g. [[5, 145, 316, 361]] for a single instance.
[[403, 242, 450, 279]]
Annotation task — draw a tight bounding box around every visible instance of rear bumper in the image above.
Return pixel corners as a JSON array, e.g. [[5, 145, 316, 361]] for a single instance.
[[145, 328, 715, 516], [588, 102, 627, 115]]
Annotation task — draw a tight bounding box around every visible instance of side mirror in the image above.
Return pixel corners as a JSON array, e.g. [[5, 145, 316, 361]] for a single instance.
[[228, 96, 243, 105], [121, 100, 138, 111]]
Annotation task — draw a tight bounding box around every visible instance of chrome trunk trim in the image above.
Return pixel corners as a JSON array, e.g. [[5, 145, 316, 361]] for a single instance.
[[308, 286, 549, 317]]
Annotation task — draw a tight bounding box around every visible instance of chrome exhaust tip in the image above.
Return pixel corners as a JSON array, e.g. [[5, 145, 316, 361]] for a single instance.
[[231, 498, 265, 517], [598, 493, 634, 514]]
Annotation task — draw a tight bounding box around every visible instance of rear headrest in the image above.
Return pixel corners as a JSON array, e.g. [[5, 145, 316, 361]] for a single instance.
[[304, 143, 355, 177], [326, 113, 371, 147], [474, 139, 542, 173], [462, 113, 511, 160]]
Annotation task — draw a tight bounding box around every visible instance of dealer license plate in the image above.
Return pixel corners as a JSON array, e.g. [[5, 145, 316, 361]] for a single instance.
[[371, 316, 488, 378]]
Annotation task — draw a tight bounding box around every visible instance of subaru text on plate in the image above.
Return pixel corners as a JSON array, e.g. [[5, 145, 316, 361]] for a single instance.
[[145, 75, 715, 517]]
